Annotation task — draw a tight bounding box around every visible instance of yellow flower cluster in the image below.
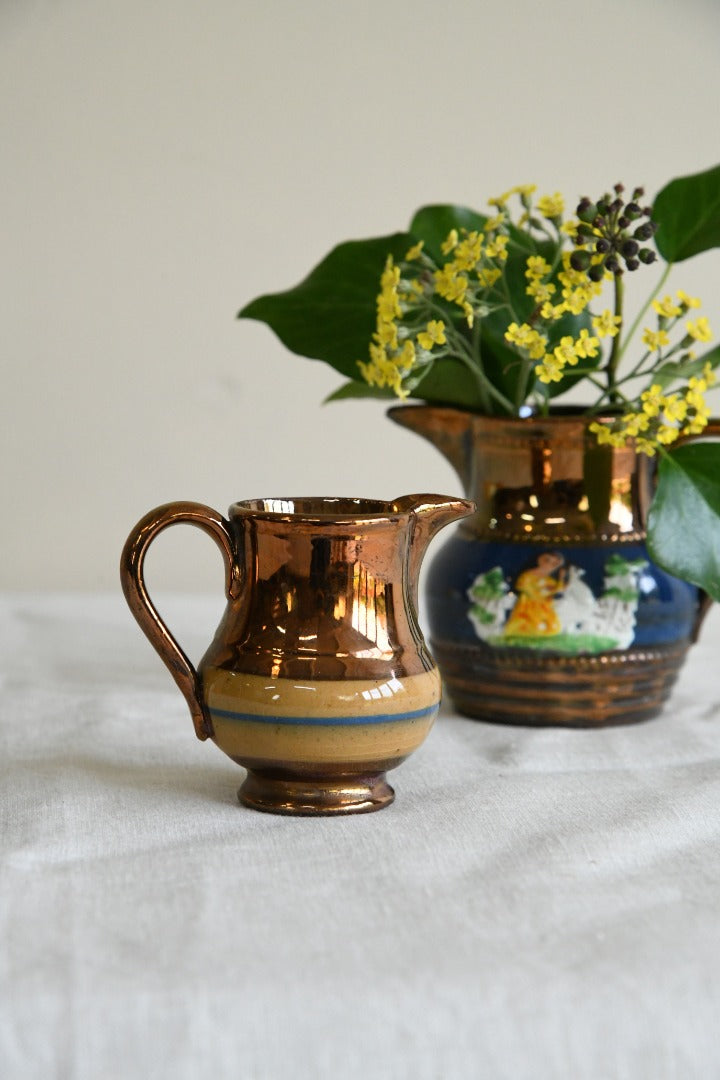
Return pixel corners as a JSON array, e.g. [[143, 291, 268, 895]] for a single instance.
[[358, 256, 415, 398], [641, 292, 711, 357], [528, 329, 600, 384], [417, 319, 447, 350], [433, 224, 509, 326], [525, 256, 556, 306], [589, 363, 717, 454], [358, 187, 718, 420], [536, 192, 565, 220], [651, 295, 682, 319], [358, 256, 448, 399], [507, 243, 606, 384], [362, 186, 604, 402], [592, 309, 622, 338], [505, 321, 547, 361], [488, 184, 537, 208], [642, 328, 670, 352], [687, 316, 713, 343], [523, 250, 606, 325]]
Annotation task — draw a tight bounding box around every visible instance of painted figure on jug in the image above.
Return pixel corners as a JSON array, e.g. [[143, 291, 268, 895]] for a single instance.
[[503, 552, 566, 637], [467, 552, 647, 654]]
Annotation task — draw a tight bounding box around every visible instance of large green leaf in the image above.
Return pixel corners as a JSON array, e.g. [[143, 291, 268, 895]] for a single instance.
[[653, 163, 720, 262], [647, 441, 720, 600], [238, 233, 413, 379]]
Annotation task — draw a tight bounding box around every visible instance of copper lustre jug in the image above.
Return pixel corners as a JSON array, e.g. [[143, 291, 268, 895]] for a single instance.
[[120, 494, 473, 815], [389, 406, 713, 728]]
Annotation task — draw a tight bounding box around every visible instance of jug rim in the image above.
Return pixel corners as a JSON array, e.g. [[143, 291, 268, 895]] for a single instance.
[[228, 496, 412, 524], [387, 403, 627, 427]]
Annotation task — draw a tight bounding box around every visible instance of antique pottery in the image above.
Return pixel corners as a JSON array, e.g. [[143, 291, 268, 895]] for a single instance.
[[389, 406, 712, 728], [120, 494, 473, 814]]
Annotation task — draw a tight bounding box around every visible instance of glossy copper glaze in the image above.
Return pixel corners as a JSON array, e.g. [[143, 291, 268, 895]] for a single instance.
[[120, 494, 473, 812], [390, 407, 655, 544], [204, 495, 456, 681], [389, 406, 714, 728], [432, 639, 688, 728], [238, 771, 396, 816]]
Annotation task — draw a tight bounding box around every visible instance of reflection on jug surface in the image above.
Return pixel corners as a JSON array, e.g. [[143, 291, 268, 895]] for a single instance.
[[390, 405, 710, 727], [120, 494, 474, 815]]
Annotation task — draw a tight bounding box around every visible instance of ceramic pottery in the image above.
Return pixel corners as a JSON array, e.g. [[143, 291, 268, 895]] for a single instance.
[[120, 494, 473, 814], [389, 407, 711, 728]]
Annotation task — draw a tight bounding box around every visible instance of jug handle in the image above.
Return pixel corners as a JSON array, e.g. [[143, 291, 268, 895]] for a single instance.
[[120, 502, 241, 741]]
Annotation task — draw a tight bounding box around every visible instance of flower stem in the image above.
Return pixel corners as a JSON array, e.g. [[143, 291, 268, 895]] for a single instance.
[[425, 298, 515, 414], [514, 355, 534, 412], [469, 318, 492, 412], [606, 273, 625, 403], [451, 334, 514, 413], [617, 262, 673, 365]]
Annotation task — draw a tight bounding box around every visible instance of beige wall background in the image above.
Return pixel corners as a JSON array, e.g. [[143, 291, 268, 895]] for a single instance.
[[3, 0, 720, 592]]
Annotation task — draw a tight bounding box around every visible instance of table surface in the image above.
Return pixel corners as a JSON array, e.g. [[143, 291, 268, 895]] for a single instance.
[[2, 593, 720, 1080]]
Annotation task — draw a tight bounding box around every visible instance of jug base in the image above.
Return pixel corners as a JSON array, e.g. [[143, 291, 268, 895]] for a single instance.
[[238, 770, 395, 815], [432, 637, 685, 728]]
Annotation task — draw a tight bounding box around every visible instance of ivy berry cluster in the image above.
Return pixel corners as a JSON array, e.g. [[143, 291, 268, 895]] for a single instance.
[[571, 183, 657, 280]]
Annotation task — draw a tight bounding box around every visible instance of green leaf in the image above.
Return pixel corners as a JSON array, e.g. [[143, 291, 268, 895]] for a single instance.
[[323, 362, 488, 410], [238, 233, 414, 380], [408, 204, 488, 261], [697, 343, 720, 371], [654, 344, 720, 389], [323, 380, 395, 403], [410, 204, 598, 407], [647, 441, 720, 600], [653, 163, 720, 262], [411, 358, 486, 410], [703, 343, 720, 368], [477, 228, 595, 402]]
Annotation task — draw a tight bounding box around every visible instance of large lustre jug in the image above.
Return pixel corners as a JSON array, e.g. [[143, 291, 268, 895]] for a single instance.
[[390, 406, 711, 727]]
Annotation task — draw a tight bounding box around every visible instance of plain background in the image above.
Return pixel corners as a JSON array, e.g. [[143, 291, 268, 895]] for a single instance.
[[3, 11, 720, 1077], [3, 0, 720, 594]]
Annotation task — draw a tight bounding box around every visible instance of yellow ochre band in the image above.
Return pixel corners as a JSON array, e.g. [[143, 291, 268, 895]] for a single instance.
[[203, 668, 441, 766]]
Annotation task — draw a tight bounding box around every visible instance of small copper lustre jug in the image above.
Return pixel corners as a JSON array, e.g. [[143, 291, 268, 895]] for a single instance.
[[120, 494, 473, 815]]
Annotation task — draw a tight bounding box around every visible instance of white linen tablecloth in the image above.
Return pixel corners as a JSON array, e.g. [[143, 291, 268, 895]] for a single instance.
[[2, 593, 720, 1080]]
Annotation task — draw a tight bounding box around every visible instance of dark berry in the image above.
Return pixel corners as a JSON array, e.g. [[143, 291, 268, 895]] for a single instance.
[[570, 250, 591, 272]]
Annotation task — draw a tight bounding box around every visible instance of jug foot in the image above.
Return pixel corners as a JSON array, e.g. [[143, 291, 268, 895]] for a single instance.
[[238, 771, 395, 815]]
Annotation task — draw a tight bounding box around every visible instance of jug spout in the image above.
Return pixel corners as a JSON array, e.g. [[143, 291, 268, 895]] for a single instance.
[[394, 493, 475, 606], [388, 405, 475, 491]]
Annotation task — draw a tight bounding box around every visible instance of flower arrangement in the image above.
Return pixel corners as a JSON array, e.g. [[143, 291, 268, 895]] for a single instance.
[[239, 164, 720, 599], [357, 185, 715, 453]]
